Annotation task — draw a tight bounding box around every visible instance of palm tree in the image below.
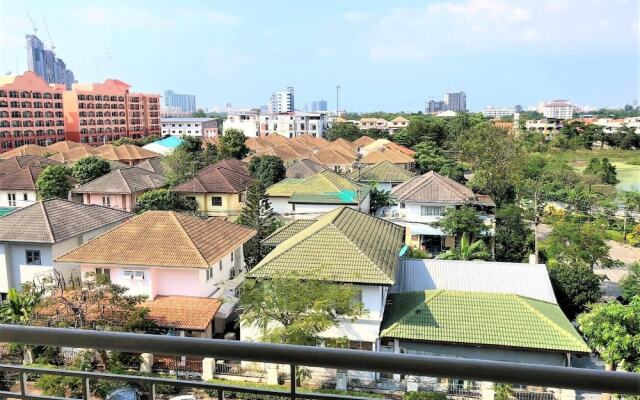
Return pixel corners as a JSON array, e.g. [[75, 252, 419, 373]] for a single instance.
[[0, 286, 41, 325], [438, 234, 491, 261]]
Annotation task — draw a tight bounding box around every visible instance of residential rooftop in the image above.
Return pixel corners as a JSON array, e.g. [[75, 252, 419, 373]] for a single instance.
[[391, 170, 495, 206], [349, 160, 415, 183], [71, 167, 165, 195]]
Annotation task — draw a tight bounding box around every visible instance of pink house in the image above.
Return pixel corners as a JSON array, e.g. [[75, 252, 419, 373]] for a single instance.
[[70, 167, 165, 212]]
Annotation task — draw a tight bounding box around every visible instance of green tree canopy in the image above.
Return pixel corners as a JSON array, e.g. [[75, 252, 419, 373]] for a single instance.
[[248, 155, 286, 189], [236, 183, 279, 268], [0, 285, 42, 325], [325, 123, 361, 142], [584, 157, 618, 185], [36, 165, 73, 200], [240, 274, 364, 345], [71, 156, 111, 185], [620, 262, 640, 302], [393, 115, 448, 148], [437, 234, 491, 261], [134, 189, 197, 214], [163, 147, 198, 187], [413, 140, 466, 183], [542, 221, 613, 269], [494, 204, 532, 262], [548, 263, 602, 320], [435, 205, 487, 241], [368, 185, 391, 214], [219, 128, 249, 159]]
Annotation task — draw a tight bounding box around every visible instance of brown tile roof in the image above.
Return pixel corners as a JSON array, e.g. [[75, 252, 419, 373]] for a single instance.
[[246, 143, 312, 164], [94, 144, 160, 163], [352, 136, 375, 148], [0, 166, 43, 190], [360, 147, 415, 165], [56, 211, 256, 268], [262, 134, 288, 145], [246, 137, 271, 152], [47, 147, 98, 163], [384, 141, 415, 156], [46, 141, 94, 154], [0, 199, 132, 244], [309, 148, 357, 166], [391, 170, 494, 206], [71, 167, 165, 195], [328, 138, 357, 153], [0, 155, 61, 175], [136, 158, 165, 176], [289, 134, 329, 150], [145, 295, 221, 331], [0, 144, 51, 160], [173, 159, 252, 194], [285, 159, 327, 178]]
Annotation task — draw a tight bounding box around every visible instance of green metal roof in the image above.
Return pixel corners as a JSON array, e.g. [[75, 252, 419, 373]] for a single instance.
[[262, 219, 317, 246], [349, 161, 415, 184], [248, 207, 405, 285], [265, 170, 369, 205], [0, 207, 16, 217], [381, 290, 590, 353]]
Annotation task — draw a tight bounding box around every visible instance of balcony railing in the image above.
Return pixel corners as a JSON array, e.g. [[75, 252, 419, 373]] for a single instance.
[[0, 324, 638, 399]]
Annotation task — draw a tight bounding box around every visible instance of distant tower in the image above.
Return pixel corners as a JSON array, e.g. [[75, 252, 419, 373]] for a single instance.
[[336, 85, 341, 115]]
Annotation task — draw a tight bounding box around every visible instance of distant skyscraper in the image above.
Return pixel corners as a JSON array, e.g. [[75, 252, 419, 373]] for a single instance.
[[270, 86, 294, 113], [443, 91, 467, 112], [164, 90, 196, 113], [310, 99, 328, 112], [426, 99, 446, 114], [25, 34, 75, 89]]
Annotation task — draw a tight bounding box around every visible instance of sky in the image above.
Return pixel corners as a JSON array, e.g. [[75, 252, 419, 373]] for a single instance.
[[0, 0, 638, 112]]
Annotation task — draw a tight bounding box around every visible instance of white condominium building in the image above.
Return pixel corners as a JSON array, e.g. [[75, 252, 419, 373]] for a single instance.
[[538, 100, 575, 120]]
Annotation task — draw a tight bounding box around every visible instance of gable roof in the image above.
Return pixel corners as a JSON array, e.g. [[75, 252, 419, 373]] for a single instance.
[[136, 157, 165, 176], [289, 134, 329, 150], [262, 219, 317, 246], [0, 199, 131, 244], [172, 159, 252, 194], [0, 155, 61, 175], [308, 148, 357, 167], [360, 147, 415, 165], [71, 167, 165, 195], [285, 159, 327, 178], [94, 144, 160, 162], [392, 259, 557, 303], [381, 290, 590, 353], [56, 211, 256, 268], [391, 116, 409, 123], [248, 207, 405, 285], [0, 144, 51, 160], [0, 166, 43, 190], [328, 138, 357, 153], [145, 295, 221, 331], [391, 170, 494, 206], [349, 161, 415, 184], [352, 136, 375, 148], [46, 141, 93, 154], [266, 170, 369, 205], [47, 147, 98, 163]]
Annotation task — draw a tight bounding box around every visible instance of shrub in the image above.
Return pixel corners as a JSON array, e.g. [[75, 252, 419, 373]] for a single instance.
[[35, 374, 82, 397], [605, 230, 625, 243], [404, 391, 448, 400], [627, 224, 640, 247]]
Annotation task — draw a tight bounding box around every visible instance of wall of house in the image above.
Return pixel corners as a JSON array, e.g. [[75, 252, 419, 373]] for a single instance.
[[82, 193, 133, 211], [268, 197, 291, 214], [270, 200, 369, 219], [0, 190, 37, 208], [397, 341, 568, 366], [179, 193, 245, 218]]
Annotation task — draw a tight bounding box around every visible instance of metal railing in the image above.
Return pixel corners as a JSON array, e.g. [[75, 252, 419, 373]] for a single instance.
[[0, 324, 639, 399]]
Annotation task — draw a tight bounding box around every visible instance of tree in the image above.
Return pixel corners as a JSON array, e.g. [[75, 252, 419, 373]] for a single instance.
[[163, 147, 198, 187], [368, 185, 391, 214], [239, 274, 364, 345], [0, 286, 42, 325], [71, 156, 111, 184], [620, 262, 640, 302], [201, 142, 219, 166], [236, 183, 279, 268], [437, 234, 491, 261], [134, 189, 197, 213], [36, 165, 72, 199], [435, 206, 487, 242], [584, 157, 618, 185], [413, 140, 466, 183], [494, 205, 532, 262], [325, 123, 361, 142], [219, 128, 249, 159], [548, 263, 602, 320], [248, 155, 286, 189], [393, 115, 447, 148], [542, 221, 613, 269], [578, 298, 640, 389]]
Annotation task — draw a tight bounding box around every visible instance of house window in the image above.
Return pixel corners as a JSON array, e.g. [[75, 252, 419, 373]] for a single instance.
[[7, 193, 16, 207], [211, 196, 222, 206], [23, 193, 28, 201], [102, 196, 111, 207], [348, 341, 373, 351], [219, 260, 223, 271], [399, 202, 405, 209], [206, 267, 213, 280], [124, 270, 144, 280], [230, 251, 234, 262], [421, 206, 445, 216], [25, 250, 41, 265], [95, 268, 111, 280], [239, 192, 245, 202]]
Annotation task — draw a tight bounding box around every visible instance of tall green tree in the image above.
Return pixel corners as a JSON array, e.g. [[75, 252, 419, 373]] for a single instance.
[[435, 206, 487, 242], [240, 274, 364, 345], [36, 165, 73, 199], [71, 156, 111, 184], [236, 183, 279, 268], [368, 185, 391, 214], [494, 205, 532, 262], [393, 115, 447, 148], [548, 263, 602, 320], [248, 155, 286, 189], [437, 234, 491, 261], [413, 140, 466, 183], [219, 128, 249, 159], [620, 262, 640, 302], [542, 221, 613, 269], [325, 123, 361, 142], [584, 157, 619, 185], [134, 189, 197, 214], [163, 147, 198, 187]]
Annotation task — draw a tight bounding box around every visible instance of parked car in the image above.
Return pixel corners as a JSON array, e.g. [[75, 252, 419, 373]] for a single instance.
[[169, 396, 196, 400], [106, 388, 141, 400]]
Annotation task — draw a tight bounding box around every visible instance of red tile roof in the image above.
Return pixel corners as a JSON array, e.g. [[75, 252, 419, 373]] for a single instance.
[[145, 295, 222, 331]]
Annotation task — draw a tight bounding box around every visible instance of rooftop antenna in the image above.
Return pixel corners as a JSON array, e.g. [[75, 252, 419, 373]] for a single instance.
[[42, 16, 56, 53], [27, 12, 38, 35]]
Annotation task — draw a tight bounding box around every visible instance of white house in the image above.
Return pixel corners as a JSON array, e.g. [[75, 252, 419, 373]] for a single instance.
[[160, 117, 219, 137], [223, 110, 261, 137], [0, 199, 131, 299]]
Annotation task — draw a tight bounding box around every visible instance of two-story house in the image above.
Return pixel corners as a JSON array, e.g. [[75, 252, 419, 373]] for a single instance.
[[387, 171, 495, 254], [0, 199, 131, 299], [348, 161, 415, 192], [70, 167, 166, 212], [172, 159, 253, 220], [56, 211, 256, 337]]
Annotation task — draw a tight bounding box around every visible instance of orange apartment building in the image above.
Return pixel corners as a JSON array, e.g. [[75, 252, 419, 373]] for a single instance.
[[0, 71, 66, 152], [63, 79, 160, 145]]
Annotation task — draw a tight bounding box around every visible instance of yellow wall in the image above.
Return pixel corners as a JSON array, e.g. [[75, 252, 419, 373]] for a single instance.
[[179, 192, 245, 220]]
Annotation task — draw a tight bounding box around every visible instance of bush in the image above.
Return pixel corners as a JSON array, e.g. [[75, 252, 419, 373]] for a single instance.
[[605, 230, 625, 243], [35, 374, 82, 398], [404, 391, 448, 400], [407, 247, 432, 259], [205, 379, 288, 400], [627, 224, 640, 247]]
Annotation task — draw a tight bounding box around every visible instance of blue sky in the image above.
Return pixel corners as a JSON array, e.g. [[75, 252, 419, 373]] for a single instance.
[[0, 0, 638, 112]]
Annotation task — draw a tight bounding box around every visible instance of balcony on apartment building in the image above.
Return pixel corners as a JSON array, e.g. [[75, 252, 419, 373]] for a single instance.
[[0, 324, 637, 400]]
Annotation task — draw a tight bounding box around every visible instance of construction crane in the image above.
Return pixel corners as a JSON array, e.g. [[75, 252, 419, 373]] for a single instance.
[[26, 11, 38, 35], [42, 16, 55, 53]]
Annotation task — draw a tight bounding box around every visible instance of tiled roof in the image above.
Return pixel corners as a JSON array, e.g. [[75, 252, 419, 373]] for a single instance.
[[0, 155, 61, 175], [47, 147, 98, 163], [327, 138, 357, 153], [71, 167, 165, 194], [172, 159, 252, 194], [352, 136, 375, 148], [266, 170, 369, 205], [349, 161, 415, 183], [391, 116, 409, 123], [285, 159, 327, 178], [248, 207, 405, 285], [46, 141, 93, 154], [385, 141, 416, 156], [56, 211, 256, 268], [360, 147, 415, 165], [136, 158, 165, 176], [0, 199, 131, 244], [289, 134, 329, 150], [145, 295, 221, 331], [0, 166, 43, 190], [391, 171, 494, 206], [262, 219, 317, 246], [0, 144, 51, 159], [94, 144, 160, 162], [381, 290, 590, 353], [309, 148, 357, 166]]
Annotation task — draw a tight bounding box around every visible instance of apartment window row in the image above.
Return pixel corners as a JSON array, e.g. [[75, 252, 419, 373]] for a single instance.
[[79, 111, 126, 118], [0, 101, 62, 109], [77, 94, 125, 102], [1, 129, 64, 138], [0, 90, 61, 100], [79, 119, 127, 126], [78, 103, 125, 110], [3, 111, 62, 118], [80, 127, 124, 134], [3, 120, 62, 128]]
